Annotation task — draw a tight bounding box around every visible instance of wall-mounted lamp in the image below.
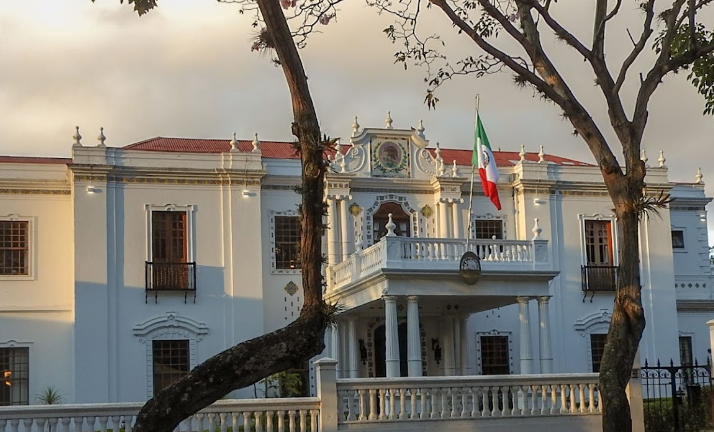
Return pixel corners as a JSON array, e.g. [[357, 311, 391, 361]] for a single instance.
[[533, 198, 546, 205], [86, 185, 101, 194], [359, 339, 368, 365], [700, 213, 707, 223], [431, 338, 442, 365], [241, 189, 256, 198]]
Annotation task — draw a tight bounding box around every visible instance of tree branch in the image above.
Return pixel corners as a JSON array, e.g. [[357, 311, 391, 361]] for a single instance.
[[614, 0, 655, 94]]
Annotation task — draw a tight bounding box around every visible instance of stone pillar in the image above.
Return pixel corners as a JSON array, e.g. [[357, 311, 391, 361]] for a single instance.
[[347, 318, 359, 378], [327, 197, 339, 265], [315, 358, 338, 432], [517, 297, 534, 374], [331, 323, 341, 378], [384, 296, 401, 378], [460, 316, 470, 375], [438, 200, 449, 238], [452, 200, 463, 239], [538, 296, 553, 374], [443, 316, 456, 376], [339, 197, 351, 260], [407, 296, 422, 377]]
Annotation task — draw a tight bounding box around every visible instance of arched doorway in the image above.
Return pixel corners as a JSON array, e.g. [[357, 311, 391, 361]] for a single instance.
[[372, 202, 411, 242], [373, 323, 408, 377]]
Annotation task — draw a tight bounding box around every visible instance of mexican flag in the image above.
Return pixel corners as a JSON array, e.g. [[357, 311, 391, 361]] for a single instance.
[[472, 114, 502, 210]]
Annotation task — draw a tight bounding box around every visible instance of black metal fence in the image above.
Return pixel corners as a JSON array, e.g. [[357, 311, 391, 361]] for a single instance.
[[641, 359, 712, 432], [581, 265, 617, 301]]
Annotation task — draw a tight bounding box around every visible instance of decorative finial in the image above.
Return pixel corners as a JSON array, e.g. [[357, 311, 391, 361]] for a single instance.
[[97, 127, 106, 147], [385, 213, 396, 236], [434, 142, 444, 176], [641, 150, 648, 166], [252, 133, 260, 153], [73, 126, 82, 146], [519, 145, 526, 162], [417, 119, 425, 138], [351, 116, 360, 137], [532, 218, 543, 240], [385, 111, 393, 129], [230, 133, 237, 151], [451, 160, 458, 177], [696, 167, 703, 184], [538, 145, 545, 163], [658, 150, 666, 168]]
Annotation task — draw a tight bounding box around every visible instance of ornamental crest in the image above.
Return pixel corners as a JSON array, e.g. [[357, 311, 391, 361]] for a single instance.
[[284, 281, 299, 296], [372, 140, 409, 177]]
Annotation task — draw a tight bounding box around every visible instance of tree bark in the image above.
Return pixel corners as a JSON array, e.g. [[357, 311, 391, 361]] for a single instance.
[[130, 0, 328, 430]]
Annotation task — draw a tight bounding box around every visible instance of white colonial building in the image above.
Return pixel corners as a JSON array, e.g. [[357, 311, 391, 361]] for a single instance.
[[0, 117, 711, 406]]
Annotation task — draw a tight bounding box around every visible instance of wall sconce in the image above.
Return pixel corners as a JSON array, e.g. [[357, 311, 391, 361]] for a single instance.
[[431, 338, 442, 365], [359, 339, 368, 365], [86, 185, 101, 194], [533, 198, 546, 205]]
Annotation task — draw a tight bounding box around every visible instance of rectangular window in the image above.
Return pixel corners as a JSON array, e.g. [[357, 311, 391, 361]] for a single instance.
[[480, 335, 510, 375], [0, 347, 29, 406], [679, 336, 693, 366], [150, 211, 190, 290], [672, 230, 685, 249], [152, 340, 189, 396], [0, 221, 29, 276], [473, 219, 503, 240], [590, 334, 607, 373], [275, 216, 301, 269], [584, 220, 613, 265]]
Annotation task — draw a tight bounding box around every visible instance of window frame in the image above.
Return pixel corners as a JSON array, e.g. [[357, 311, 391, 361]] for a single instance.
[[145, 204, 195, 264], [0, 342, 31, 406], [589, 333, 607, 373], [470, 214, 507, 240], [475, 330, 513, 375], [0, 215, 36, 281], [671, 229, 686, 251], [578, 214, 618, 267], [151, 339, 190, 397], [270, 210, 302, 274]]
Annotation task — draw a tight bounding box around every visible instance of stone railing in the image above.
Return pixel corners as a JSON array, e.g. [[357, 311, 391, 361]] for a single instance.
[[0, 398, 320, 432], [335, 373, 601, 423], [328, 235, 550, 293]]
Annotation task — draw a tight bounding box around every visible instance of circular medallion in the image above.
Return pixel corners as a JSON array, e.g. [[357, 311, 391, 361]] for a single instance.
[[373, 141, 407, 175], [459, 251, 481, 285]]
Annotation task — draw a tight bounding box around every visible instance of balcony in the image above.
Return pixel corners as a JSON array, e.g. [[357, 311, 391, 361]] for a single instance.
[[145, 261, 196, 303], [326, 235, 553, 307], [581, 265, 617, 301]]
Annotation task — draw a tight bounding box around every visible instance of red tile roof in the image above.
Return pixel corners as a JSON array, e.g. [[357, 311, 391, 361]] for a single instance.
[[0, 156, 72, 165], [124, 137, 592, 167]]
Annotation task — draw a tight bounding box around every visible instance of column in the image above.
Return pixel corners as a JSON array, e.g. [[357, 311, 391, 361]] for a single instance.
[[331, 323, 341, 378], [339, 197, 351, 260], [438, 199, 449, 238], [347, 318, 359, 378], [460, 316, 470, 375], [443, 316, 456, 376], [384, 296, 401, 378], [407, 296, 423, 377], [454, 316, 461, 374], [327, 197, 339, 266], [518, 297, 534, 374], [452, 200, 463, 239], [538, 296, 554, 374]]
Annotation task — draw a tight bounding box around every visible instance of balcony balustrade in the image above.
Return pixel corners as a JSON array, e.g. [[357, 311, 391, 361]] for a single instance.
[[328, 236, 550, 293], [145, 261, 196, 303], [581, 265, 618, 301]]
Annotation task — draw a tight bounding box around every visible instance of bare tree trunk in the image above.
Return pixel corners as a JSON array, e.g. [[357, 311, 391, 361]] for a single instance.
[[131, 0, 328, 430], [599, 173, 646, 432]]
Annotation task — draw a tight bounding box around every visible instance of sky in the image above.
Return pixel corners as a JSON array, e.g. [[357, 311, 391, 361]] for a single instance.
[[1, 1, 713, 226]]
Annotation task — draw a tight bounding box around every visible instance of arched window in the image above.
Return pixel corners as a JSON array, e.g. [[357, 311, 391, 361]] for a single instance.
[[372, 202, 411, 241]]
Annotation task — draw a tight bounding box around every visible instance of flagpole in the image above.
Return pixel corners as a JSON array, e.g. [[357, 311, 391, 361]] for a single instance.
[[466, 95, 479, 249]]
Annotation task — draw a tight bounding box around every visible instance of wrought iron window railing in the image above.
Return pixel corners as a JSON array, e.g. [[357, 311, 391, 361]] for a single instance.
[[581, 265, 618, 301], [145, 261, 196, 303]]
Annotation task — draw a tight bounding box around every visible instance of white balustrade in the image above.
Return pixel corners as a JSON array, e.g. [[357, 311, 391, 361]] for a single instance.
[[0, 398, 320, 432], [335, 374, 600, 424], [327, 236, 550, 293]]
